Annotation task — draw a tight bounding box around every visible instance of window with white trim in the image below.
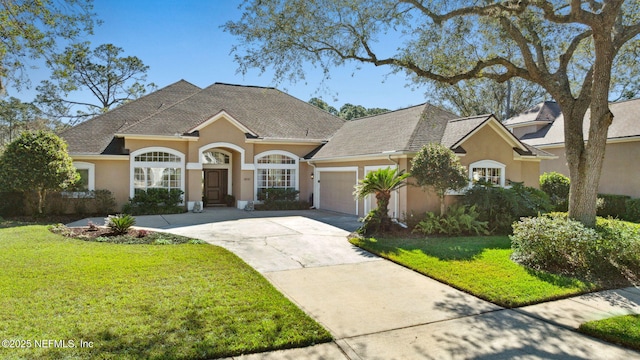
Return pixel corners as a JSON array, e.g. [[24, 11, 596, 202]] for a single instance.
[[64, 162, 95, 197], [470, 160, 506, 187], [202, 150, 230, 165], [255, 152, 298, 199], [132, 149, 183, 193]]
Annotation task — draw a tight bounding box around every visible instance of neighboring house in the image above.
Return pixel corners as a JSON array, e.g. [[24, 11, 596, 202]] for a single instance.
[[61, 80, 553, 216], [504, 99, 640, 198]]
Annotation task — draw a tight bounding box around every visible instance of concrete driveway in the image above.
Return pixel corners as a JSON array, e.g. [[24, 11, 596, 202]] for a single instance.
[[72, 208, 640, 359]]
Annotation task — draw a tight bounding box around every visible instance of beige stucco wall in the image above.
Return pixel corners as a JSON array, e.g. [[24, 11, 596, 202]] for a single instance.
[[539, 141, 640, 198], [84, 159, 130, 209]]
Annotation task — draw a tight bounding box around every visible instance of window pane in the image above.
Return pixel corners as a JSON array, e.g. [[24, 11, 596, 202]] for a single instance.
[[75, 169, 89, 191], [203, 151, 229, 164], [257, 154, 295, 164]]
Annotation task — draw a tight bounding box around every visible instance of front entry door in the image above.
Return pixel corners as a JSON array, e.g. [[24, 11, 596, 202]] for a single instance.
[[204, 169, 228, 206]]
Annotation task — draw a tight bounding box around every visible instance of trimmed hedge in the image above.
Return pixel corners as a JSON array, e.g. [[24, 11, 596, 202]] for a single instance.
[[123, 188, 185, 215], [597, 194, 631, 218]]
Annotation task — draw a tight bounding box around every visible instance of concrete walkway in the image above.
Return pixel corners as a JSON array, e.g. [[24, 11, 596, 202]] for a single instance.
[[68, 209, 640, 359]]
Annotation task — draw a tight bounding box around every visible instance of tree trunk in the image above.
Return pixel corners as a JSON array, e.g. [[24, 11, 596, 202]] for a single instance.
[[37, 189, 46, 214], [376, 191, 391, 230], [560, 31, 615, 228], [439, 194, 446, 216]]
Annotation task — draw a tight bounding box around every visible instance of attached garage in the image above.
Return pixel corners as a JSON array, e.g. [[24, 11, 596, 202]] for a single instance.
[[316, 168, 358, 215]]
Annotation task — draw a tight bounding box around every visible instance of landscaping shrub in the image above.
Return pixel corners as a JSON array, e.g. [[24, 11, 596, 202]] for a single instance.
[[511, 213, 640, 282], [0, 191, 26, 216], [625, 198, 640, 222], [105, 214, 136, 235], [94, 189, 117, 214], [597, 194, 631, 218], [462, 181, 551, 233], [255, 188, 310, 210], [123, 188, 184, 215], [413, 205, 489, 236], [539, 172, 570, 211]]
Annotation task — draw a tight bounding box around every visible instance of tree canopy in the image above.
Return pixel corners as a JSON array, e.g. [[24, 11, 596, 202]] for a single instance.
[[226, 0, 640, 226], [35, 42, 156, 124], [308, 98, 390, 119], [411, 143, 468, 215], [0, 97, 60, 149], [0, 130, 77, 213], [0, 0, 96, 93]]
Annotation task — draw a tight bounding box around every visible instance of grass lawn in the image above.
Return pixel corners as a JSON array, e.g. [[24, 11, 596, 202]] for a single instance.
[[579, 315, 640, 351], [350, 235, 598, 308], [0, 224, 331, 360]]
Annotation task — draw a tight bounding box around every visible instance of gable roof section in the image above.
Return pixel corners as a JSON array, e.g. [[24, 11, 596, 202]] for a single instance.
[[63, 82, 345, 155], [61, 80, 202, 154], [119, 83, 345, 141], [516, 98, 640, 147], [310, 103, 458, 160], [311, 106, 554, 161]]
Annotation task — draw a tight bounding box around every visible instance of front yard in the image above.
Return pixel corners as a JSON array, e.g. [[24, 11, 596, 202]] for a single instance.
[[350, 235, 599, 308], [0, 224, 331, 360]]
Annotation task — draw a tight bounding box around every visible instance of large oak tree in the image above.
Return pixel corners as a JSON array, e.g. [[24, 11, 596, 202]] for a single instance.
[[225, 0, 640, 226]]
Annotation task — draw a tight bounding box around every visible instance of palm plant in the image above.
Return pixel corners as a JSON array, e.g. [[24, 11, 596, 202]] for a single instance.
[[354, 167, 410, 234]]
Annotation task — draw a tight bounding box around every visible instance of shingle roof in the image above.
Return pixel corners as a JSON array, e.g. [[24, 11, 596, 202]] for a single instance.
[[517, 98, 640, 146], [119, 83, 345, 141], [61, 80, 202, 154], [62, 82, 345, 154], [310, 103, 459, 160], [502, 101, 560, 127]]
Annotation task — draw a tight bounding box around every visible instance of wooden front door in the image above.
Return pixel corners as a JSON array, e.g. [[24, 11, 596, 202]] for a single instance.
[[204, 169, 228, 206]]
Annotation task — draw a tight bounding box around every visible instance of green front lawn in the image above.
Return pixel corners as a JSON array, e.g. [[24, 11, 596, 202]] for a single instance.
[[350, 235, 598, 307], [579, 315, 640, 351], [0, 225, 331, 360]]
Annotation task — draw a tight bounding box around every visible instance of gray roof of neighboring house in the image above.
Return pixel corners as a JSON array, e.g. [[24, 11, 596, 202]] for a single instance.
[[61, 80, 202, 154], [502, 101, 561, 127], [515, 98, 640, 147], [310, 103, 459, 160], [62, 82, 345, 154]]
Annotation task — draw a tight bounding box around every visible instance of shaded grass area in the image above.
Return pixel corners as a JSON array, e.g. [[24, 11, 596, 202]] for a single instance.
[[350, 235, 598, 308], [579, 315, 640, 351], [0, 225, 331, 359]]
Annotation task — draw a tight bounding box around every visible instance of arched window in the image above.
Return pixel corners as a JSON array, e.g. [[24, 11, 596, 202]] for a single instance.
[[254, 151, 298, 199], [202, 150, 230, 165], [131, 148, 184, 196], [470, 160, 506, 187]]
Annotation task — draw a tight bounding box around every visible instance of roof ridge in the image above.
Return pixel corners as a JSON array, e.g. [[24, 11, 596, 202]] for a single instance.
[[406, 103, 460, 150], [60, 79, 201, 136], [117, 82, 209, 134], [213, 82, 276, 90], [448, 114, 493, 122]]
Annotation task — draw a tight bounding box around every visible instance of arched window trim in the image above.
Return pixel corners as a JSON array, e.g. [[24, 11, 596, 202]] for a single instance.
[[254, 150, 300, 201], [469, 159, 506, 187], [130, 147, 185, 200]]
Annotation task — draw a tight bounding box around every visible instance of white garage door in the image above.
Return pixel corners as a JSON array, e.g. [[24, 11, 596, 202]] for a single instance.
[[318, 171, 358, 215]]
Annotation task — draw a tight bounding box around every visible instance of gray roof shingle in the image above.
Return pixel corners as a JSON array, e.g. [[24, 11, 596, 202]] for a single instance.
[[62, 82, 345, 154], [311, 104, 459, 160], [61, 80, 202, 154], [516, 98, 640, 146]]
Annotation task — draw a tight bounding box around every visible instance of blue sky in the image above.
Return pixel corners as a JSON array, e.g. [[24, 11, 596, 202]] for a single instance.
[[14, 0, 429, 111]]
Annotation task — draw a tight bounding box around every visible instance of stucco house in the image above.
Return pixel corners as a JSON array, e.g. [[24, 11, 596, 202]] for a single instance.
[[504, 99, 640, 198], [61, 80, 553, 216]]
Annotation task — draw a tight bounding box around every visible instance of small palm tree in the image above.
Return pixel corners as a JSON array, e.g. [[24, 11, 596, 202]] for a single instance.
[[354, 167, 410, 233]]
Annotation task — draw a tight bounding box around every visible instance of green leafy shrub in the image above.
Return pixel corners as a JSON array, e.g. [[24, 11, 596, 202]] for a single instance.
[[625, 198, 640, 222], [539, 172, 570, 211], [511, 214, 640, 282], [94, 189, 117, 214], [597, 194, 631, 218], [105, 214, 136, 235], [462, 182, 551, 233], [255, 188, 310, 210], [123, 188, 184, 215], [224, 194, 236, 207], [357, 209, 384, 236], [413, 205, 489, 236]]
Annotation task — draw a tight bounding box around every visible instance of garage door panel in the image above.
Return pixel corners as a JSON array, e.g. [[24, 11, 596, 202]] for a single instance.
[[319, 171, 357, 215]]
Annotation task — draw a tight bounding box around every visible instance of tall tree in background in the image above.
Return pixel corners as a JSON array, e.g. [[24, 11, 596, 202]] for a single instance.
[[0, 97, 46, 148], [226, 0, 640, 227], [308, 97, 338, 115], [430, 78, 547, 119], [0, 0, 96, 93], [35, 42, 156, 124], [309, 99, 390, 119]]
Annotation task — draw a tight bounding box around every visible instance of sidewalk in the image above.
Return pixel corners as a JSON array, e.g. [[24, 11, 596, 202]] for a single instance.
[[225, 287, 640, 359]]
